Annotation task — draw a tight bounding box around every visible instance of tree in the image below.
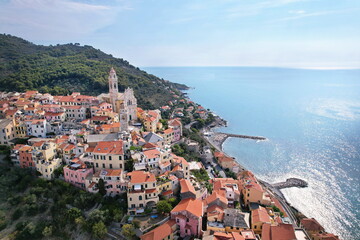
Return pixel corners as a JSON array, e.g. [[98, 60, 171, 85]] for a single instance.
[[125, 159, 134, 172], [156, 200, 172, 214], [98, 178, 106, 196], [42, 226, 53, 237], [66, 208, 82, 222], [122, 224, 135, 238], [92, 221, 107, 239]]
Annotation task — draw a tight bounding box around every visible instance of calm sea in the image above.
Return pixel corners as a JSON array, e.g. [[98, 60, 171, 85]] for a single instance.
[[144, 67, 360, 239]]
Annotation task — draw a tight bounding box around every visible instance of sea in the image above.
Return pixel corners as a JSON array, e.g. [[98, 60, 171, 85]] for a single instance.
[[143, 67, 360, 240]]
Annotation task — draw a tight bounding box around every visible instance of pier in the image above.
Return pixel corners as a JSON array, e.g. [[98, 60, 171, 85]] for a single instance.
[[218, 132, 267, 141], [272, 178, 308, 189]]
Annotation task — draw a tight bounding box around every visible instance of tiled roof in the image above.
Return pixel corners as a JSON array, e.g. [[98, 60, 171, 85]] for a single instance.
[[171, 198, 203, 217], [143, 149, 160, 159], [261, 223, 296, 240], [180, 179, 196, 195], [251, 206, 271, 224], [127, 171, 156, 184], [140, 220, 176, 240], [92, 141, 124, 155], [300, 218, 324, 232]]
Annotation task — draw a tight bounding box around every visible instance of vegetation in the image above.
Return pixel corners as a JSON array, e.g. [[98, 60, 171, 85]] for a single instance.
[[191, 168, 210, 183], [122, 224, 135, 238], [0, 161, 126, 239], [0, 34, 188, 109], [224, 168, 237, 179], [171, 142, 201, 162], [156, 200, 172, 215]]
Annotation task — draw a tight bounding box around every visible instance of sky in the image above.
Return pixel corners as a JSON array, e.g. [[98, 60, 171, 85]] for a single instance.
[[0, 0, 360, 69]]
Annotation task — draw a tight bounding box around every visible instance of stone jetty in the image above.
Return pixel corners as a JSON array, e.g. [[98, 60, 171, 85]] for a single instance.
[[272, 178, 308, 189]]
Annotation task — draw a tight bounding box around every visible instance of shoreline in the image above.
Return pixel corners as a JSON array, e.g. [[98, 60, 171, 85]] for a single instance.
[[203, 115, 309, 227]]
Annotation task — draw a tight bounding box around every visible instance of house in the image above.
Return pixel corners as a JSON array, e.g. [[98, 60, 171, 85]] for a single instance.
[[300, 218, 325, 235], [311, 233, 340, 240], [25, 119, 47, 138], [170, 198, 203, 238], [223, 209, 250, 233], [88, 141, 125, 171], [171, 154, 190, 180], [140, 220, 177, 240], [261, 223, 297, 240], [160, 128, 175, 145], [157, 175, 173, 199], [127, 171, 158, 215], [214, 152, 236, 171], [210, 178, 242, 206], [251, 206, 271, 235], [0, 119, 15, 145], [64, 106, 87, 120], [17, 145, 35, 168], [239, 171, 272, 206], [180, 179, 196, 200], [168, 119, 182, 142], [86, 169, 127, 196], [35, 157, 62, 180], [64, 160, 93, 189]]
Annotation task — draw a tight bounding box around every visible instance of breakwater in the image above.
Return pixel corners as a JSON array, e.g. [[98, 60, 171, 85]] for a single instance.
[[219, 132, 267, 141], [272, 178, 308, 189]]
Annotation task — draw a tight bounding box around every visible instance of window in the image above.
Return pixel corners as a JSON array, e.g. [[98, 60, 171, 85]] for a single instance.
[[109, 156, 112, 160], [109, 164, 113, 169], [129, 198, 132, 201]]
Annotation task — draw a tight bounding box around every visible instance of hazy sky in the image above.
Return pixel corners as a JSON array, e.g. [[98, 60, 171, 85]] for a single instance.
[[0, 0, 359, 68]]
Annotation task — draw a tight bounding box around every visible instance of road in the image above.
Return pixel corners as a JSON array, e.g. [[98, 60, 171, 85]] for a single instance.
[[200, 146, 226, 178]]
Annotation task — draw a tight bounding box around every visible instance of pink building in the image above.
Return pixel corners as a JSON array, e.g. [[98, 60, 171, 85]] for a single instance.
[[64, 160, 93, 189], [86, 169, 127, 196], [168, 119, 182, 142], [170, 198, 203, 238]]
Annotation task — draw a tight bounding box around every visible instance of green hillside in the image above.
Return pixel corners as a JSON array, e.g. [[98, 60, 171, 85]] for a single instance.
[[0, 34, 187, 109]]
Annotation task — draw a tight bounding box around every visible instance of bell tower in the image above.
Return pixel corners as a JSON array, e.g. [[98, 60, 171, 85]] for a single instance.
[[109, 67, 118, 109]]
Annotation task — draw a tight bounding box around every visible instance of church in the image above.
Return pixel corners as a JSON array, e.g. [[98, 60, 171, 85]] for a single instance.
[[98, 68, 138, 131]]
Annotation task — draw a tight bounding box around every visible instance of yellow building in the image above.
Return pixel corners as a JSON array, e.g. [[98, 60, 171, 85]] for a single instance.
[[0, 119, 15, 145], [127, 171, 159, 215]]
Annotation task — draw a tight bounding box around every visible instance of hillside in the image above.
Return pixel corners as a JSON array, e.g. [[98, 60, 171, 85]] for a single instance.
[[0, 34, 188, 109]]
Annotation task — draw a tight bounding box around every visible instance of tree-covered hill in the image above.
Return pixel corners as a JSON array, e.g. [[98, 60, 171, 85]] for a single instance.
[[0, 34, 188, 109]]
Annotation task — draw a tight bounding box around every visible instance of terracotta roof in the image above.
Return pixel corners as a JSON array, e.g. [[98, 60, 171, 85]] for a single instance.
[[171, 198, 203, 217], [204, 191, 228, 206], [310, 233, 339, 240], [261, 223, 296, 240], [251, 206, 271, 224], [140, 220, 176, 240], [142, 142, 157, 149], [143, 149, 160, 159], [300, 218, 324, 232], [92, 141, 124, 155], [180, 179, 196, 195], [145, 188, 157, 194], [127, 171, 156, 184], [162, 190, 173, 196], [163, 128, 173, 134]]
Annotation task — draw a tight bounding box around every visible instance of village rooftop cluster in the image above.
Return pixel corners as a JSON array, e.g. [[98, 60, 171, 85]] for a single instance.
[[0, 68, 340, 240]]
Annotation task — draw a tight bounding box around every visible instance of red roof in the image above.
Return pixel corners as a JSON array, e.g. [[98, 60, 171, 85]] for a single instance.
[[92, 141, 124, 155], [251, 206, 271, 224], [171, 198, 203, 217], [300, 218, 324, 232], [261, 223, 296, 240], [127, 171, 156, 184], [180, 179, 196, 195], [140, 220, 176, 240]]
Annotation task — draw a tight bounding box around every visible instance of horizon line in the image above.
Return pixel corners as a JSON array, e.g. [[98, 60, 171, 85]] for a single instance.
[[140, 65, 360, 70]]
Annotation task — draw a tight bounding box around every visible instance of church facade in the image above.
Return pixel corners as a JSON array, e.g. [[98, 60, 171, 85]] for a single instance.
[[98, 68, 138, 131]]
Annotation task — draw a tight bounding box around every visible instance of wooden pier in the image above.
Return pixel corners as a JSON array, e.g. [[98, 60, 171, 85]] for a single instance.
[[272, 178, 308, 189]]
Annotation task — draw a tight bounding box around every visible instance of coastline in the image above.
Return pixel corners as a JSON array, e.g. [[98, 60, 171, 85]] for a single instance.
[[203, 114, 309, 227]]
